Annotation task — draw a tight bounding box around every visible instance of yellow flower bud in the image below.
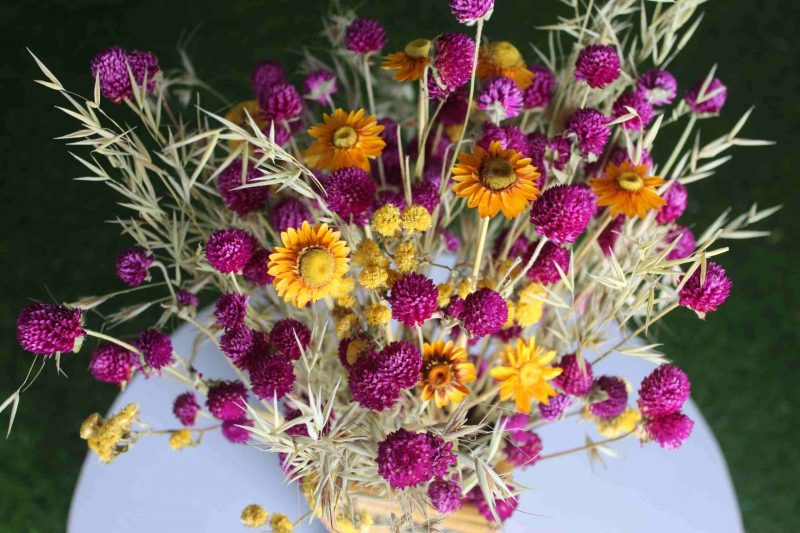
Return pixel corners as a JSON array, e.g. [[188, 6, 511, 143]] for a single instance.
[[394, 241, 418, 273], [400, 205, 432, 233], [168, 429, 193, 450], [373, 204, 402, 237], [241, 504, 269, 528]]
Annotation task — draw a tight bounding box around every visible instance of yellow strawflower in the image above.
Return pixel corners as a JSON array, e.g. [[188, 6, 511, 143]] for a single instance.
[[490, 338, 562, 413], [394, 241, 418, 273], [270, 513, 294, 533], [240, 504, 268, 528], [373, 204, 401, 237], [365, 303, 391, 326], [593, 408, 642, 438], [400, 204, 432, 233]]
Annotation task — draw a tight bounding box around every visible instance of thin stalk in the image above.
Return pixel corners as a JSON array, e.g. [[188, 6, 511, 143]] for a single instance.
[[660, 114, 697, 180], [592, 302, 680, 365], [538, 430, 634, 461], [502, 236, 548, 297], [472, 215, 491, 282]]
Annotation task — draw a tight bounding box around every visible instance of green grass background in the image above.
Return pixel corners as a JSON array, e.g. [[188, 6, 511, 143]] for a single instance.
[[1, 0, 798, 530]]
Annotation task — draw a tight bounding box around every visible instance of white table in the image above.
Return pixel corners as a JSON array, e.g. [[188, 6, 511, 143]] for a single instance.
[[69, 319, 742, 532]]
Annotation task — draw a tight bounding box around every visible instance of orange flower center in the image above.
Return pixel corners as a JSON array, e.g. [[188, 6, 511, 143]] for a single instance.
[[426, 362, 453, 389], [617, 170, 645, 192], [332, 126, 358, 149], [480, 158, 517, 191], [488, 41, 524, 69], [404, 38, 432, 59], [298, 247, 336, 288]]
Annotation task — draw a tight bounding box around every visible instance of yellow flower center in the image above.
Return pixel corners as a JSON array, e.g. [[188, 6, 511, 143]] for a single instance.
[[480, 157, 517, 191], [404, 38, 432, 58], [617, 170, 645, 192], [332, 126, 358, 149], [298, 247, 336, 288], [427, 362, 453, 389], [489, 41, 524, 69], [519, 361, 542, 387]]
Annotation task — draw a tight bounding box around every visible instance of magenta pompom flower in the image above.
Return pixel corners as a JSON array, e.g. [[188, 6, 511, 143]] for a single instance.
[[589, 376, 628, 419], [445, 296, 465, 319], [89, 343, 136, 385], [176, 289, 199, 308], [260, 82, 303, 122], [388, 273, 438, 327], [90, 46, 159, 102], [220, 326, 255, 367], [428, 33, 476, 99], [17, 303, 85, 356], [375, 341, 423, 389], [411, 178, 441, 213], [522, 64, 556, 109], [685, 76, 727, 114], [477, 123, 530, 155], [135, 328, 173, 370], [525, 241, 570, 285], [467, 486, 518, 523], [636, 69, 677, 106], [612, 91, 654, 131], [477, 76, 524, 123], [638, 364, 691, 417], [449, 0, 494, 25], [461, 288, 508, 338], [574, 44, 620, 89], [538, 393, 571, 421], [567, 108, 610, 157], [657, 181, 688, 224], [428, 478, 463, 514], [216, 159, 270, 216], [598, 215, 625, 256], [222, 418, 253, 444], [646, 411, 694, 450], [547, 134, 572, 172], [303, 70, 338, 107], [115, 247, 154, 287], [438, 88, 469, 125], [678, 262, 732, 314], [442, 229, 461, 252], [530, 185, 596, 244], [503, 430, 542, 468], [250, 354, 296, 400], [349, 341, 422, 411], [214, 292, 248, 331], [324, 166, 376, 219], [376, 429, 456, 489], [206, 380, 248, 421], [205, 228, 257, 274], [665, 225, 696, 260], [269, 318, 311, 360], [173, 392, 201, 427], [553, 354, 593, 396], [243, 248, 274, 286], [251, 60, 286, 99], [270, 198, 311, 233], [345, 18, 387, 54]]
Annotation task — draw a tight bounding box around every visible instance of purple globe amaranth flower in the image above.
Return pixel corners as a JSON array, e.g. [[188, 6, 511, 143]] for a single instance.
[[636, 69, 677, 106], [90, 46, 159, 102], [428, 478, 463, 514], [503, 430, 543, 468], [250, 353, 296, 400], [553, 354, 593, 396], [494, 324, 523, 343], [206, 380, 248, 421], [449, 0, 495, 25], [530, 185, 596, 244], [261, 119, 293, 147], [260, 82, 302, 122], [217, 159, 270, 216], [251, 60, 286, 99], [461, 289, 508, 338], [477, 123, 530, 155], [376, 429, 456, 489], [270, 198, 311, 233], [214, 292, 248, 331], [438, 87, 469, 125], [638, 364, 691, 417], [324, 166, 376, 219], [176, 289, 199, 308], [205, 228, 257, 274], [646, 411, 694, 450], [173, 391, 201, 426], [574, 44, 620, 89], [115, 247, 154, 287], [17, 303, 85, 356], [222, 418, 252, 444], [349, 357, 402, 411], [589, 376, 628, 419], [283, 407, 310, 437], [678, 262, 732, 314], [467, 486, 518, 523], [243, 248, 274, 286], [525, 241, 570, 285], [388, 273, 438, 327], [504, 413, 530, 435], [411, 178, 441, 213], [477, 76, 523, 123], [428, 33, 475, 99], [568, 108, 610, 157], [302, 69, 338, 107], [375, 341, 423, 389], [220, 326, 255, 368], [269, 318, 311, 360], [442, 229, 461, 252], [89, 343, 137, 385], [445, 296, 465, 319], [345, 18, 387, 54], [657, 180, 688, 224], [547, 134, 572, 172], [135, 328, 173, 370], [522, 64, 556, 109], [538, 393, 571, 421], [612, 91, 654, 131], [665, 225, 696, 261], [598, 215, 625, 256], [685, 76, 727, 114]]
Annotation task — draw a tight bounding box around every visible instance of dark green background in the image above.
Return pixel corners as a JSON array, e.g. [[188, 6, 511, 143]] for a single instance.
[[1, 0, 797, 531]]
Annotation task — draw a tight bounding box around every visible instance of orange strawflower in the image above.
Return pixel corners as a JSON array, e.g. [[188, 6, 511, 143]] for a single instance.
[[418, 340, 477, 408], [590, 161, 666, 218], [305, 109, 385, 171], [382, 39, 432, 82], [453, 141, 540, 219], [476, 41, 535, 89]]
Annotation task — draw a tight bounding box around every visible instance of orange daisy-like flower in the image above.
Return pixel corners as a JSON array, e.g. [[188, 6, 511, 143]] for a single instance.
[[382, 38, 432, 82], [305, 109, 386, 172], [489, 337, 562, 414], [224, 100, 266, 150], [476, 41, 535, 89], [590, 161, 666, 218], [418, 340, 477, 408], [453, 141, 540, 219], [268, 221, 351, 308]]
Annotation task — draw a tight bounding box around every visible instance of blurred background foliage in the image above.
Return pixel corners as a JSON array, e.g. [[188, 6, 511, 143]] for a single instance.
[[1, 0, 797, 530]]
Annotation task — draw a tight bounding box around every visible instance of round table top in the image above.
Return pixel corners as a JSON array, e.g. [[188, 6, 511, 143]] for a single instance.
[[68, 318, 742, 532]]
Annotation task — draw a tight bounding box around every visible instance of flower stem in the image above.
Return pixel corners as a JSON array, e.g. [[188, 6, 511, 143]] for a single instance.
[[538, 430, 634, 461], [592, 301, 680, 365], [502, 236, 548, 297], [84, 329, 142, 355], [472, 215, 491, 283]]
